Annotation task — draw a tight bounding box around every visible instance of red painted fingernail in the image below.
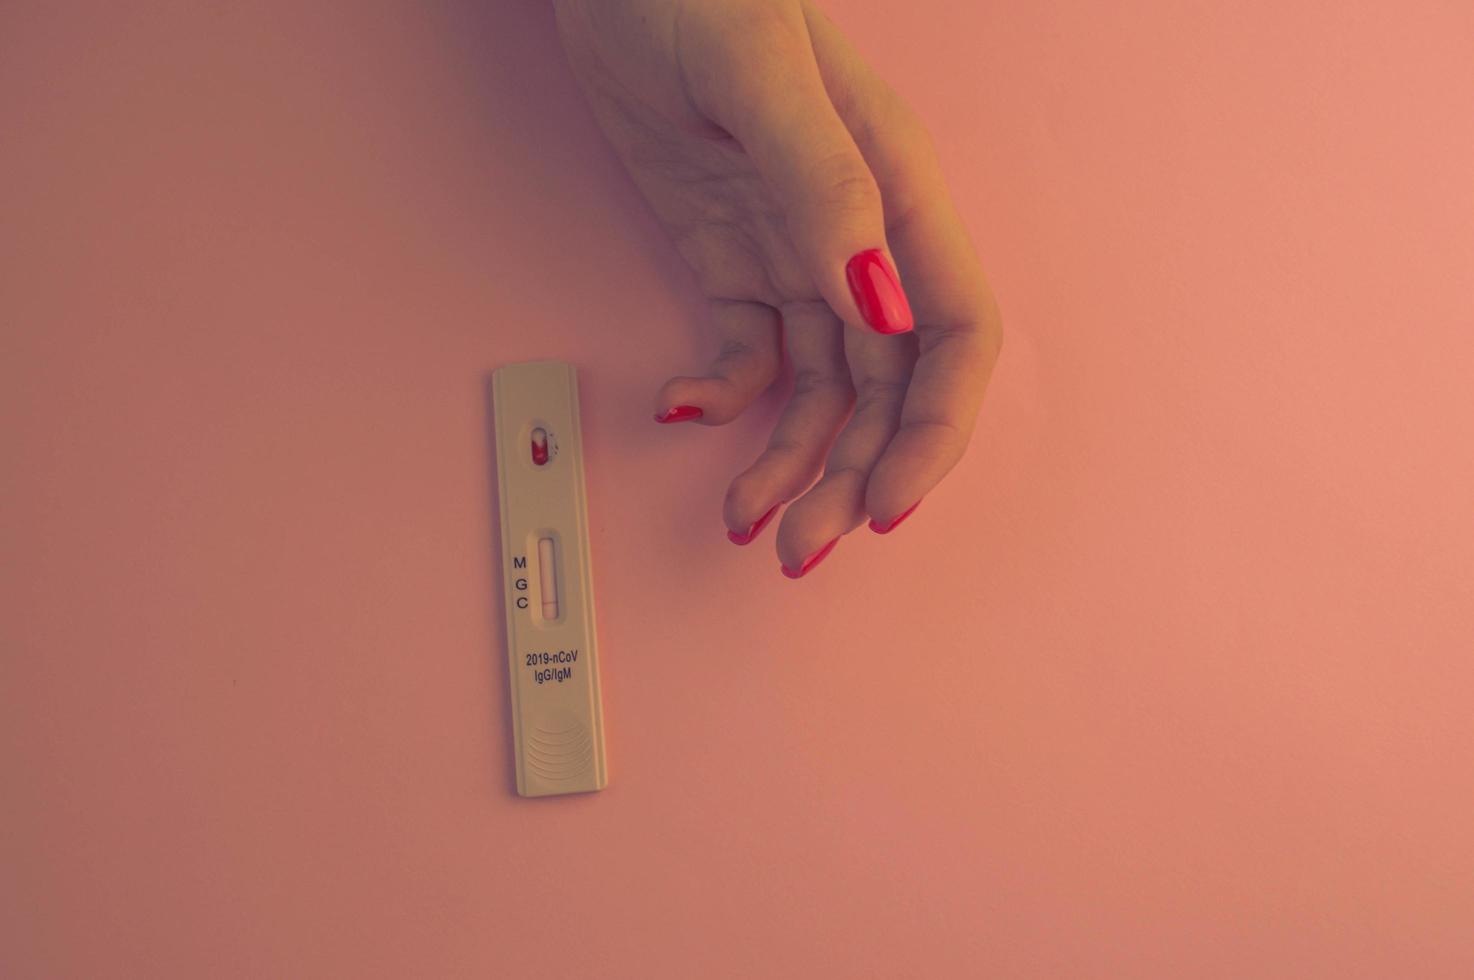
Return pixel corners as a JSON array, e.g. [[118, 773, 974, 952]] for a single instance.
[[654, 405, 703, 424], [869, 499, 921, 534], [727, 502, 781, 546], [781, 537, 840, 579], [845, 249, 914, 334]]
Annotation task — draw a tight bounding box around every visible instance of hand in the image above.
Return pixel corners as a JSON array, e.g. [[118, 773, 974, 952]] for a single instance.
[[553, 0, 1002, 577]]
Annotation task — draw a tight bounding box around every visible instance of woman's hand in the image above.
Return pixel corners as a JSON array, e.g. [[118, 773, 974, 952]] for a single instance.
[[553, 0, 1002, 577]]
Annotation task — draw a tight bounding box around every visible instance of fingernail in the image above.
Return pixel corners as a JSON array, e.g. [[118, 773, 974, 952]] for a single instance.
[[869, 499, 921, 534], [727, 502, 781, 546], [845, 249, 914, 334], [654, 405, 703, 424], [781, 537, 840, 579]]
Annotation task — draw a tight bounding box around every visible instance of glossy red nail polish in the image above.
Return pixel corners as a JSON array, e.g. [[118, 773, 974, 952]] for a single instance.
[[845, 249, 914, 334], [727, 502, 781, 546], [781, 537, 839, 579], [654, 405, 703, 424], [869, 499, 921, 534]]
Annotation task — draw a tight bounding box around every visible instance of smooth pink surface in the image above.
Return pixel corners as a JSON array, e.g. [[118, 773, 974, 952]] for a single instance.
[[3, 3, 1472, 977]]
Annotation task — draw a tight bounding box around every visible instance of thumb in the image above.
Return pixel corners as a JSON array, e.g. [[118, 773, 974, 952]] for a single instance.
[[681, 8, 913, 335]]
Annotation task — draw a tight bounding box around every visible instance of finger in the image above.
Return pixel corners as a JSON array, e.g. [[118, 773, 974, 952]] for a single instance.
[[678, 7, 915, 335], [866, 193, 1002, 524], [803, 3, 1004, 528], [654, 299, 782, 425], [776, 326, 917, 575], [722, 301, 852, 544], [867, 318, 998, 525]]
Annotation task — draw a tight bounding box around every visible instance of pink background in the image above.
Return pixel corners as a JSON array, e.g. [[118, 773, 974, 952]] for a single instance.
[[4, 2, 1472, 977]]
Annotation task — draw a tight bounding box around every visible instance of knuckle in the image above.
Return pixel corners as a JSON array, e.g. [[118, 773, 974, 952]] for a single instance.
[[853, 377, 908, 416], [792, 367, 855, 402], [764, 437, 807, 461], [715, 337, 759, 363], [715, 341, 782, 390], [814, 158, 882, 215], [930, 315, 1003, 369], [902, 417, 971, 457], [821, 462, 871, 487]]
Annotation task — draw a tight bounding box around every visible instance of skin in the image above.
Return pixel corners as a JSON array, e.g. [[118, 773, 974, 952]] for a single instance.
[[552, 0, 1002, 574]]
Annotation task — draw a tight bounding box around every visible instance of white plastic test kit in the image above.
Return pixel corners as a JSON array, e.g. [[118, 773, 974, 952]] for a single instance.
[[491, 360, 608, 797]]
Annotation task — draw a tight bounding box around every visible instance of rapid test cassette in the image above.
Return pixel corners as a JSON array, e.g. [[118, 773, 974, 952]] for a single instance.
[[491, 361, 608, 797]]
